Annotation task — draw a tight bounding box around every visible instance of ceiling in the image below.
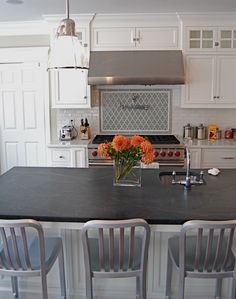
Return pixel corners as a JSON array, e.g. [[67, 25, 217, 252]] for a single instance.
[[1, 0, 236, 22]]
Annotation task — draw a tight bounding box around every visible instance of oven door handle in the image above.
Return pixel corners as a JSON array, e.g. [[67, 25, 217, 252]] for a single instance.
[[159, 161, 185, 167], [89, 161, 113, 167]]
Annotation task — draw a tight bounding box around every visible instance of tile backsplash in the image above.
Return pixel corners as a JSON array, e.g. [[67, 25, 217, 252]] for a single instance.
[[100, 89, 170, 133], [51, 86, 236, 140]]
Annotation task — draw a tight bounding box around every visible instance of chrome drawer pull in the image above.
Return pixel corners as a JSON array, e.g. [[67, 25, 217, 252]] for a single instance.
[[222, 157, 235, 159]]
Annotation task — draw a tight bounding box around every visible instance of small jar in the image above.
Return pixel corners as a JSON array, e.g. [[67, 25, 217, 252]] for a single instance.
[[216, 128, 222, 140], [224, 128, 233, 139], [232, 128, 236, 140]]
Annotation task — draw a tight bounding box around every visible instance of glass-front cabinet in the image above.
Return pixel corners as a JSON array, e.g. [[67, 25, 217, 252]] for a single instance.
[[186, 27, 236, 51]]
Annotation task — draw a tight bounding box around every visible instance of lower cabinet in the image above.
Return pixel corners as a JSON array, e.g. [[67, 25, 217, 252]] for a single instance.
[[47, 146, 88, 168], [201, 148, 236, 168], [189, 147, 236, 169], [189, 148, 202, 169]]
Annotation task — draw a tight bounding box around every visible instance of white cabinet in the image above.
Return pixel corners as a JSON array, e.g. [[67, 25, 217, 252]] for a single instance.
[[92, 26, 178, 51], [189, 148, 201, 169], [45, 14, 94, 109], [50, 149, 71, 167], [188, 146, 236, 169], [48, 146, 88, 168], [71, 148, 87, 168], [186, 27, 236, 52], [50, 69, 91, 109], [201, 148, 236, 168], [182, 55, 236, 108]]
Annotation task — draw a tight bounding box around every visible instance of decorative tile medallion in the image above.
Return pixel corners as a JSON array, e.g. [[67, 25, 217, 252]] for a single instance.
[[100, 89, 171, 133]]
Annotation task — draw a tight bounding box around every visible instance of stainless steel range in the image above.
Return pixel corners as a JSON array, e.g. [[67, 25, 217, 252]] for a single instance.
[[88, 135, 185, 167]]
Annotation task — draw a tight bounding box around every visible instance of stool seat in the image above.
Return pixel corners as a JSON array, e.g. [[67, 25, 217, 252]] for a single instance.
[[169, 235, 235, 272]]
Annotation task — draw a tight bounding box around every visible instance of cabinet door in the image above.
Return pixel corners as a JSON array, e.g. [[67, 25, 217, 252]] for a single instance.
[[189, 148, 201, 169], [92, 27, 136, 50], [218, 28, 236, 51], [184, 55, 216, 105], [72, 148, 88, 168], [201, 148, 236, 168], [51, 69, 90, 108], [216, 56, 236, 104], [186, 27, 216, 51], [136, 27, 178, 49]]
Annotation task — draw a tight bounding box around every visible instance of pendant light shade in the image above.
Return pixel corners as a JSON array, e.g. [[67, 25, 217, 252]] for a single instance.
[[48, 0, 89, 70]]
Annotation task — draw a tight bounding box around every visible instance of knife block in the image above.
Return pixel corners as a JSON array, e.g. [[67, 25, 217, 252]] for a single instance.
[[80, 125, 91, 140]]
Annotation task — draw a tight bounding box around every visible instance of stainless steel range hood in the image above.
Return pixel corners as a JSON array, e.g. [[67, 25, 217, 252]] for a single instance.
[[88, 50, 185, 85]]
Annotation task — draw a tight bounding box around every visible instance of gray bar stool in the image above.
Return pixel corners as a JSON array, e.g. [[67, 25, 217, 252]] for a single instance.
[[0, 219, 66, 299], [165, 220, 236, 299], [82, 218, 150, 299]]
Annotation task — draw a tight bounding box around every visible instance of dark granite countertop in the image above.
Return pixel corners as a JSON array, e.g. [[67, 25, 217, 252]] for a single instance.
[[0, 167, 236, 224]]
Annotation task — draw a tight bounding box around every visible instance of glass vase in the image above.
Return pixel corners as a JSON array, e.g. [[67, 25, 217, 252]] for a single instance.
[[113, 159, 141, 187]]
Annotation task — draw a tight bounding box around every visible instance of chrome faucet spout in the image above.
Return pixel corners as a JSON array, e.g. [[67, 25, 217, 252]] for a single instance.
[[185, 147, 191, 189]]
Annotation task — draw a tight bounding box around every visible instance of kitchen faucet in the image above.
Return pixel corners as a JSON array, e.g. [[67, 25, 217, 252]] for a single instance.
[[171, 147, 204, 189], [185, 147, 191, 189]]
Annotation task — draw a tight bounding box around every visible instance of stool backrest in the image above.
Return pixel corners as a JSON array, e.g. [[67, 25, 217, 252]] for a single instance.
[[0, 219, 45, 274], [82, 218, 150, 273], [180, 220, 236, 273]]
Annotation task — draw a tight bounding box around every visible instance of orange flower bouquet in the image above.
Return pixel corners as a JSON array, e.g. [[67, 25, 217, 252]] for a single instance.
[[98, 135, 155, 186]]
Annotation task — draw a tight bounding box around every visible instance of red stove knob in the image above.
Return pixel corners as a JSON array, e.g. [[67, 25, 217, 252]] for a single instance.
[[92, 150, 98, 157], [175, 151, 181, 157], [168, 151, 173, 157], [160, 150, 166, 157], [154, 151, 159, 157]]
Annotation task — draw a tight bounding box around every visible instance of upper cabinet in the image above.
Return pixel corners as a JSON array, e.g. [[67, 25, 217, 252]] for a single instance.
[[92, 26, 178, 50], [91, 14, 179, 51], [186, 27, 236, 52], [44, 14, 94, 109], [182, 54, 236, 108], [50, 68, 90, 108], [180, 14, 236, 108]]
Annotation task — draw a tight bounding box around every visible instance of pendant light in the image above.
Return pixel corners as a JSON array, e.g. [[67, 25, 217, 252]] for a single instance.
[[48, 0, 89, 70]]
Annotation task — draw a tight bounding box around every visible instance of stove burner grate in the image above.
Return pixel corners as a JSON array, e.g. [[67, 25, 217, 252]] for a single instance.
[[92, 135, 180, 145]]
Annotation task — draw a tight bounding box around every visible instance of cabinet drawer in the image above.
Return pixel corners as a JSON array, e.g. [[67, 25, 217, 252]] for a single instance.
[[202, 149, 236, 168], [51, 149, 71, 163]]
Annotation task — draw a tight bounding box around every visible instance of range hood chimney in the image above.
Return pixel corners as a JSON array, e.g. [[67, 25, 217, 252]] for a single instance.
[[88, 50, 185, 85]]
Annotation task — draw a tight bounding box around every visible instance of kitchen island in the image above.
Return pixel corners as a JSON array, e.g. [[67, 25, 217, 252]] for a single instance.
[[1, 166, 236, 223], [0, 166, 235, 299]]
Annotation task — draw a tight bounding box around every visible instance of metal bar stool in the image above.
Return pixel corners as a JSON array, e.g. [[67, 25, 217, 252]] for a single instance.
[[165, 220, 236, 299], [82, 218, 150, 299], [0, 219, 66, 299]]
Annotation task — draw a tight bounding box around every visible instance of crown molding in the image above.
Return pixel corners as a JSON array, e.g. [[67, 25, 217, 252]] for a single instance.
[[0, 20, 49, 35]]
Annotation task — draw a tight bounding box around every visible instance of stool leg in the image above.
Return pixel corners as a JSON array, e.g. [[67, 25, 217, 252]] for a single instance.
[[232, 276, 236, 299], [11, 277, 19, 298], [139, 273, 147, 299], [215, 278, 222, 299], [41, 273, 48, 299], [85, 274, 93, 299], [178, 270, 185, 299], [165, 250, 172, 299], [136, 276, 140, 299], [58, 246, 66, 299]]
